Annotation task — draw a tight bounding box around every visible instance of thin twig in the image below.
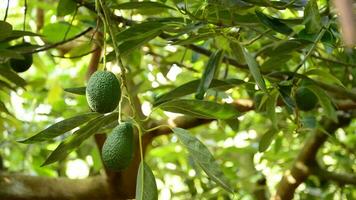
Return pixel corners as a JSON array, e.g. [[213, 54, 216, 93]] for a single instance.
[[63, 7, 78, 41], [50, 48, 99, 59], [3, 0, 10, 21], [30, 27, 93, 53]]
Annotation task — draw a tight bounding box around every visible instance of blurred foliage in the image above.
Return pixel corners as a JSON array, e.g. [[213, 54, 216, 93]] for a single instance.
[[0, 0, 356, 199]]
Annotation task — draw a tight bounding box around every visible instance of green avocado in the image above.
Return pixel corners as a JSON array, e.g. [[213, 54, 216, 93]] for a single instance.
[[295, 87, 318, 111], [102, 122, 134, 171], [9, 53, 33, 73], [86, 71, 121, 113]]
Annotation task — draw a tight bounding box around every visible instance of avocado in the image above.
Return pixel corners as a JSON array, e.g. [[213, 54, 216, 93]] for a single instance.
[[86, 71, 121, 113], [9, 53, 33, 73], [9, 43, 34, 73], [295, 87, 318, 111], [102, 122, 134, 171]]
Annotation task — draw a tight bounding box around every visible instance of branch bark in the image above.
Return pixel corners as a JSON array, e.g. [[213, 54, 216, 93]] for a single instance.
[[311, 165, 356, 185], [273, 115, 351, 200], [0, 173, 110, 200]]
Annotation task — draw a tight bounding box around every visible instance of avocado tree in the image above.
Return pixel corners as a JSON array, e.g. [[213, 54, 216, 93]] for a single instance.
[[0, 0, 356, 199]]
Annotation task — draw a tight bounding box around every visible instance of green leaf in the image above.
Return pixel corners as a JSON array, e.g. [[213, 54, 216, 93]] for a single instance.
[[0, 49, 25, 59], [278, 84, 295, 111], [172, 32, 215, 45], [115, 1, 176, 11], [154, 79, 245, 106], [42, 22, 81, 43], [57, 0, 77, 16], [135, 161, 158, 200], [42, 112, 118, 166], [304, 69, 344, 87], [0, 79, 15, 91], [19, 112, 101, 143], [0, 100, 13, 116], [242, 47, 267, 92], [259, 128, 278, 152], [255, 11, 293, 35], [158, 99, 239, 119], [116, 21, 167, 43], [306, 85, 337, 122], [230, 42, 246, 65], [173, 128, 233, 193], [0, 21, 12, 40], [304, 0, 321, 34], [196, 49, 224, 99], [0, 67, 27, 88], [266, 89, 279, 129], [64, 87, 86, 95], [117, 31, 162, 56]]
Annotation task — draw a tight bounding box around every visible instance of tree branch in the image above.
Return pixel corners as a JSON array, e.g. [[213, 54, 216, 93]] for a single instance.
[[273, 114, 351, 200], [0, 173, 111, 200], [311, 165, 356, 185]]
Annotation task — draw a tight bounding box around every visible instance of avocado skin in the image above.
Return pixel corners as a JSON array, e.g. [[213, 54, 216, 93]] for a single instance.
[[9, 53, 33, 73], [86, 71, 121, 113], [295, 87, 318, 111], [102, 122, 134, 171]]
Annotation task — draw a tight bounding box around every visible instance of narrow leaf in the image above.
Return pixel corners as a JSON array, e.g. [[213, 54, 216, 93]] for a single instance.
[[304, 69, 344, 87], [0, 49, 25, 59], [0, 21, 12, 40], [42, 112, 118, 166], [116, 21, 167, 43], [172, 33, 215, 45], [135, 161, 158, 200], [0, 67, 27, 88], [255, 11, 293, 35], [266, 89, 279, 129], [19, 112, 101, 143], [306, 85, 337, 122], [57, 0, 77, 16], [118, 31, 162, 56], [242, 48, 267, 92], [158, 99, 239, 119], [0, 101, 13, 116], [115, 1, 176, 11], [230, 42, 246, 65], [196, 49, 224, 99], [259, 128, 278, 152], [64, 87, 86, 95], [154, 79, 245, 106], [304, 0, 321, 34], [173, 128, 233, 193]]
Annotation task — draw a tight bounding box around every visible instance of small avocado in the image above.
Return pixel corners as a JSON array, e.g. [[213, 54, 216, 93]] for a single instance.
[[295, 87, 318, 111], [9, 53, 33, 73], [9, 43, 34, 73], [102, 122, 134, 171], [86, 71, 121, 113]]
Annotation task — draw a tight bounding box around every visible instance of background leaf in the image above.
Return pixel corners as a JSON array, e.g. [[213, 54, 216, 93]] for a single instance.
[[259, 128, 278, 152], [304, 0, 321, 34], [57, 0, 77, 16], [154, 79, 245, 106], [115, 1, 175, 11], [0, 67, 27, 88], [0, 21, 12, 40], [173, 128, 234, 193], [158, 99, 239, 119], [255, 11, 293, 35], [307, 85, 337, 122]]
